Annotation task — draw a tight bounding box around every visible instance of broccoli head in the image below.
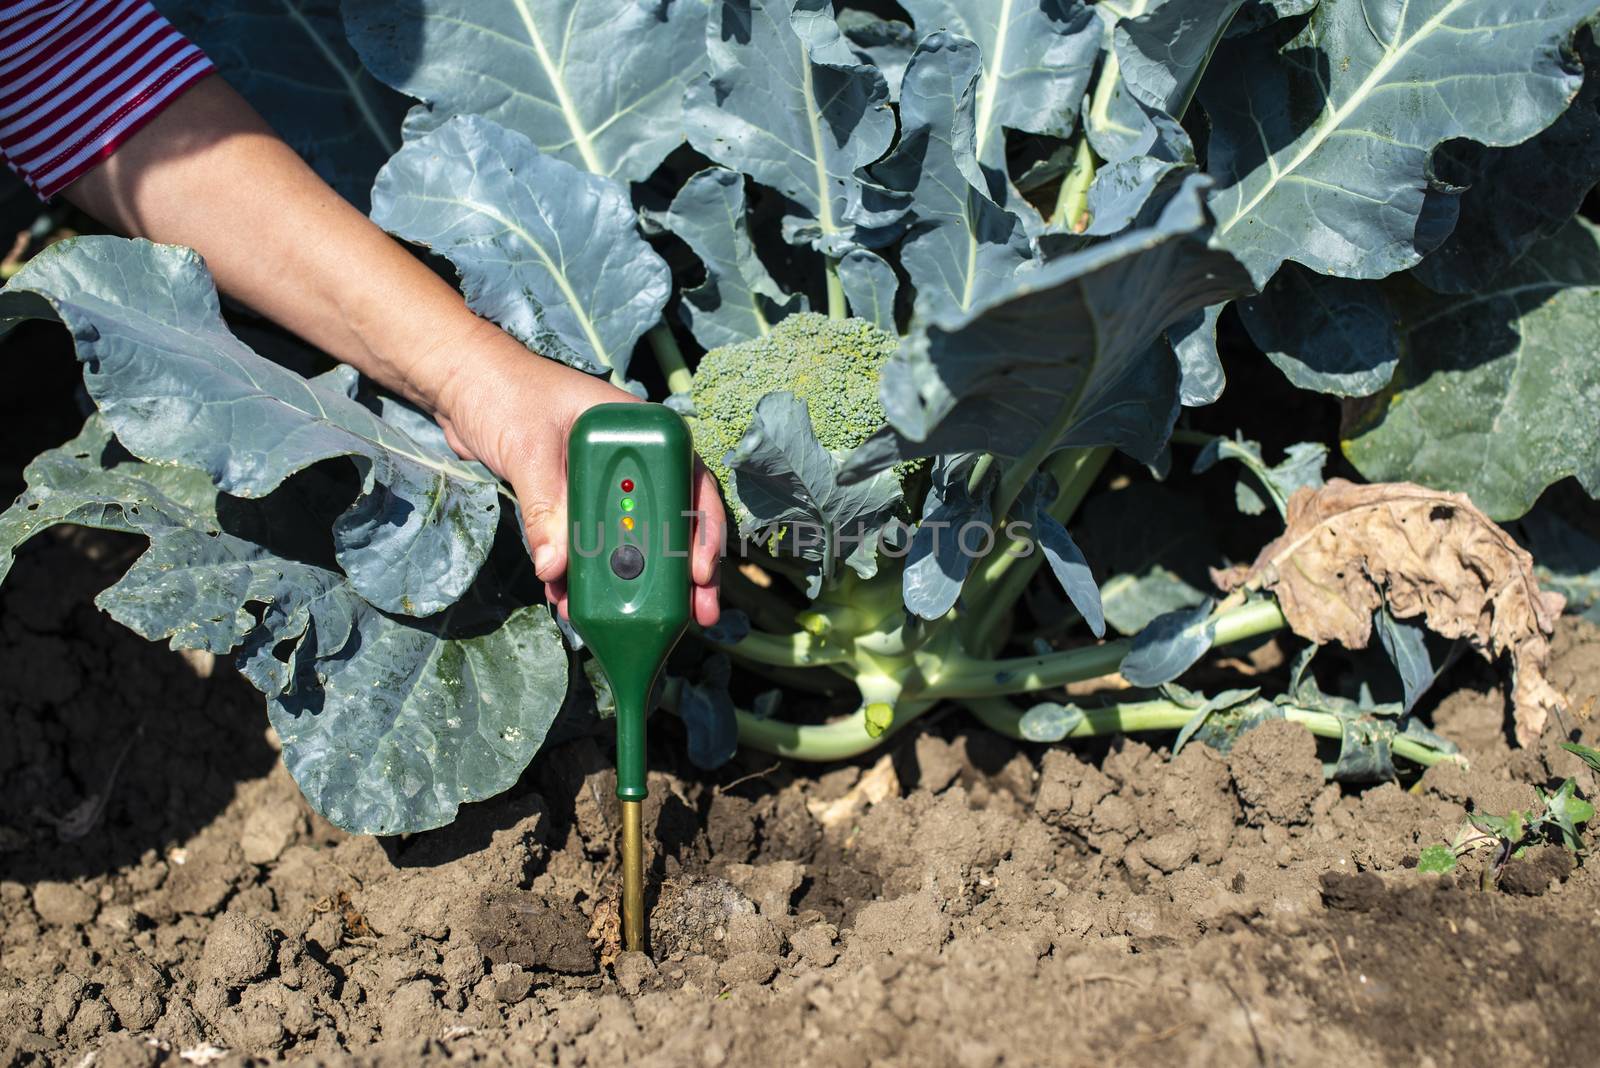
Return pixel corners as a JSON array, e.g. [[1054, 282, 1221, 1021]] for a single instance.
[[688, 312, 898, 501]]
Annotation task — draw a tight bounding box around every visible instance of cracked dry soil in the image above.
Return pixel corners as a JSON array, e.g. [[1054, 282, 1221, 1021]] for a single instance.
[[4, 526, 1600, 1068]]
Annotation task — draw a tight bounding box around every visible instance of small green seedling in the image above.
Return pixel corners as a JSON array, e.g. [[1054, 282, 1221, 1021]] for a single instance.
[[1419, 768, 1596, 887], [1562, 741, 1600, 773]]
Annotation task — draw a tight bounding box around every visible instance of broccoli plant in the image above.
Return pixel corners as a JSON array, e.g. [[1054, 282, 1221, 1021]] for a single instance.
[[3, 0, 1597, 834]]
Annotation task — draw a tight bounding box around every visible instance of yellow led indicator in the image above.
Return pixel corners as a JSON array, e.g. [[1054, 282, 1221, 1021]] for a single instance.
[[621, 516, 635, 531], [621, 497, 636, 511]]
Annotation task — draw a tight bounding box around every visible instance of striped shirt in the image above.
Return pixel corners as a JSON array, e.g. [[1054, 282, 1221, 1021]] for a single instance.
[[0, 0, 213, 199]]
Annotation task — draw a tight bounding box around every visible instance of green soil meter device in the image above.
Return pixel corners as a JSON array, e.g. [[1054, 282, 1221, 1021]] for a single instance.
[[566, 403, 693, 951]]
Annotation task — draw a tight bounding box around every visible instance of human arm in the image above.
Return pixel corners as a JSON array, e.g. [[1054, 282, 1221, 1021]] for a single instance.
[[54, 76, 725, 623]]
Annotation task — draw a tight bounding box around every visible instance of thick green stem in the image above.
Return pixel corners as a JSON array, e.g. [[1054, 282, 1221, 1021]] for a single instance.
[[965, 696, 1461, 770], [825, 258, 846, 320], [647, 324, 694, 396], [1050, 136, 1096, 232], [1169, 428, 1216, 448], [965, 453, 997, 497], [736, 699, 936, 760], [715, 627, 855, 670], [929, 598, 1286, 699]]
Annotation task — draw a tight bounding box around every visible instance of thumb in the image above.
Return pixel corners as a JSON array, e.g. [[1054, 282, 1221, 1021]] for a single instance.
[[518, 490, 568, 585]]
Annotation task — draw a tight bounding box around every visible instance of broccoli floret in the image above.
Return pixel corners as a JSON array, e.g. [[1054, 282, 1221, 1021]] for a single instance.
[[688, 312, 898, 501]]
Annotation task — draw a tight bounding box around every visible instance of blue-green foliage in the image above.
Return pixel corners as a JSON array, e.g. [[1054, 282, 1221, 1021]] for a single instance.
[[3, 0, 1598, 828]]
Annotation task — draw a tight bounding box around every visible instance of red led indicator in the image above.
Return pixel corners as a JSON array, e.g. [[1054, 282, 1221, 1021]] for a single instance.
[[620, 478, 634, 492]]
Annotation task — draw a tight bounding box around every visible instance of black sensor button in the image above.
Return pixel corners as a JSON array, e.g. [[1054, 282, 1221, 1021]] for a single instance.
[[610, 545, 645, 580]]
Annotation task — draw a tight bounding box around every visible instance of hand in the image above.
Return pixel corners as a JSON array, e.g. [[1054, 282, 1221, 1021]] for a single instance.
[[60, 79, 723, 622], [433, 321, 725, 627]]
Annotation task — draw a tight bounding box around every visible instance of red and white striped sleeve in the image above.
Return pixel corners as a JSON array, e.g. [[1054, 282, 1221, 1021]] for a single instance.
[[0, 0, 214, 200]]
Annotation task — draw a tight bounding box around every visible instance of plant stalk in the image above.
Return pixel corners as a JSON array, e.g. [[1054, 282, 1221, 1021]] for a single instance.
[[735, 699, 936, 760], [647, 324, 694, 396], [964, 696, 1461, 770], [716, 626, 855, 669], [1051, 136, 1096, 232], [825, 258, 847, 320], [928, 597, 1285, 699]]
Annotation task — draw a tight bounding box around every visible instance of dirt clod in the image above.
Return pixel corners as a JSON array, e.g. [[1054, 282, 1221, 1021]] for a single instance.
[[200, 912, 278, 988], [1499, 844, 1573, 896], [650, 876, 758, 961], [472, 889, 596, 975], [612, 951, 656, 995], [239, 804, 303, 866], [31, 880, 96, 926], [717, 951, 777, 986], [1229, 718, 1325, 824]]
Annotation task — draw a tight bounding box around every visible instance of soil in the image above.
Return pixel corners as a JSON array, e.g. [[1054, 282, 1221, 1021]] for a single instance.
[[4, 526, 1600, 1068]]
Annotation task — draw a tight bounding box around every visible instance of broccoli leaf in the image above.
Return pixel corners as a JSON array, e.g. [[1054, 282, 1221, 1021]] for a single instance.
[[1414, 30, 1600, 294], [875, 31, 1031, 320], [1168, 304, 1226, 407], [677, 656, 740, 770], [1201, 0, 1591, 286], [1018, 701, 1088, 743], [842, 175, 1251, 479], [0, 418, 566, 835], [1541, 778, 1594, 851], [903, 454, 993, 620], [837, 9, 917, 99], [686, 0, 906, 255], [1082, 156, 1189, 237], [1374, 606, 1437, 714], [727, 392, 904, 597], [1342, 218, 1600, 520], [1083, 0, 1232, 168], [1171, 686, 1262, 756], [342, 0, 705, 183], [1236, 265, 1401, 396], [837, 249, 900, 331], [1192, 435, 1327, 518], [1086, 0, 1243, 171], [0, 237, 498, 617], [372, 115, 672, 379], [155, 0, 406, 213], [1522, 509, 1600, 624], [1120, 599, 1218, 687], [1034, 510, 1106, 638], [898, 0, 1099, 205], [1228, 0, 1318, 38], [1114, 0, 1246, 120], [661, 167, 803, 350]]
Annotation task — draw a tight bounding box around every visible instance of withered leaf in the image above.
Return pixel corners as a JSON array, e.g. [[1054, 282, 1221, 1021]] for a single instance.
[[1214, 479, 1567, 745]]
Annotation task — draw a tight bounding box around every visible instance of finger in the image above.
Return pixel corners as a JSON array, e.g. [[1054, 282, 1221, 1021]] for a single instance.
[[690, 460, 726, 588], [520, 494, 568, 585], [544, 577, 568, 617], [693, 575, 721, 628]]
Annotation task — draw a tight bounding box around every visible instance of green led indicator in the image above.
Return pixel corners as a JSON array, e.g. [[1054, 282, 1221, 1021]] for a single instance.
[[621, 497, 635, 511]]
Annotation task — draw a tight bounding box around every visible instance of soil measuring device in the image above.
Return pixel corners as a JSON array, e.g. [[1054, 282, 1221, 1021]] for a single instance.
[[566, 404, 693, 951]]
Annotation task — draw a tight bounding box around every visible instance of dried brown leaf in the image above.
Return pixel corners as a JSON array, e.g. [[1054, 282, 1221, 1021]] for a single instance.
[[1214, 479, 1567, 745], [588, 894, 623, 969], [805, 752, 899, 830]]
